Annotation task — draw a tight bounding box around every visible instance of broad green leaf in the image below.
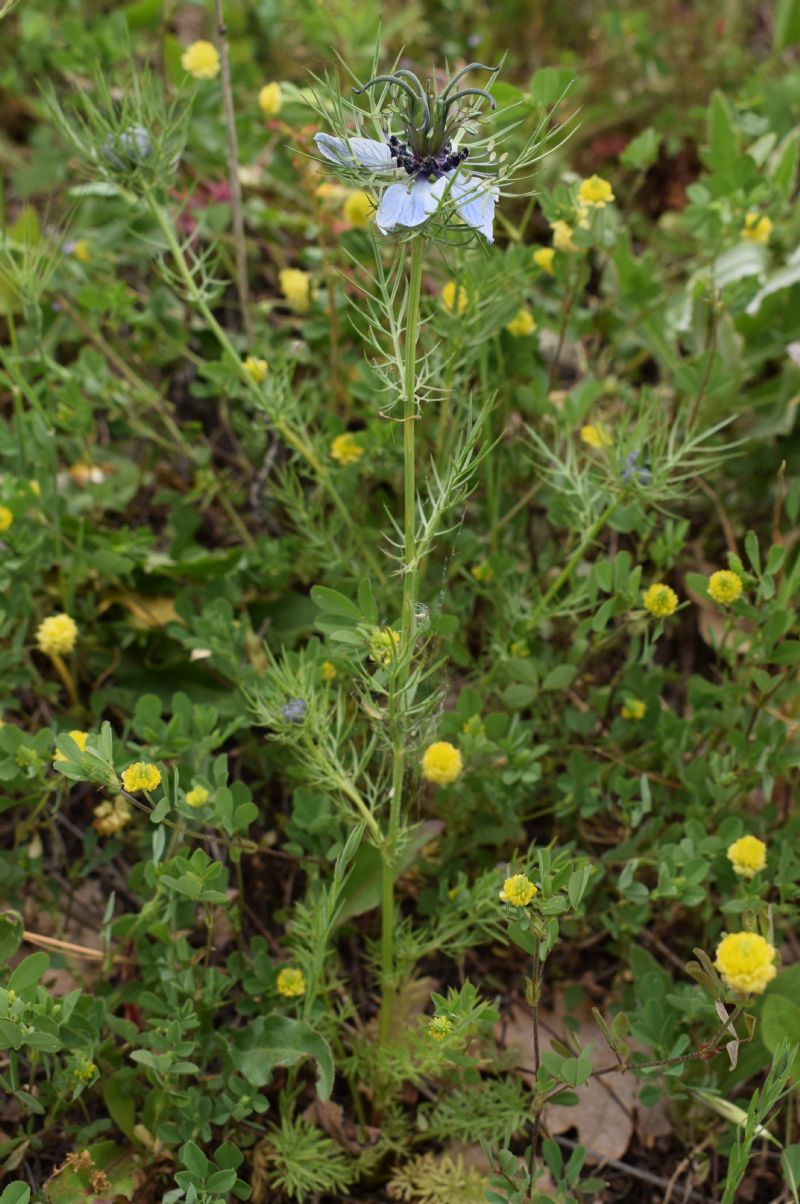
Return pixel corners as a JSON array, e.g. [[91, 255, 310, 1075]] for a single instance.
[[705, 91, 739, 176], [0, 911, 23, 964], [231, 1014, 334, 1099], [8, 952, 49, 993], [310, 585, 361, 620]]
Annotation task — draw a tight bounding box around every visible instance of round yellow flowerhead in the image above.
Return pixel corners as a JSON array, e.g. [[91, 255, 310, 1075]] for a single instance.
[[181, 40, 220, 80], [440, 280, 469, 315], [427, 1015, 454, 1041], [0, 505, 13, 533], [580, 423, 612, 449], [715, 931, 777, 995], [533, 247, 556, 275], [321, 660, 337, 682], [421, 741, 463, 786], [578, 175, 615, 209], [36, 613, 78, 657], [708, 570, 742, 605], [276, 967, 306, 998], [470, 561, 493, 583], [330, 433, 363, 466], [551, 220, 577, 252], [72, 239, 91, 263], [279, 268, 311, 314], [727, 835, 766, 879], [244, 356, 268, 384], [343, 190, 374, 228], [54, 730, 89, 762], [741, 213, 773, 245], [621, 699, 646, 721], [94, 796, 131, 836], [643, 583, 678, 618], [368, 626, 401, 666], [258, 81, 283, 116], [121, 762, 161, 793], [506, 308, 537, 337], [185, 786, 209, 808], [499, 873, 537, 907]]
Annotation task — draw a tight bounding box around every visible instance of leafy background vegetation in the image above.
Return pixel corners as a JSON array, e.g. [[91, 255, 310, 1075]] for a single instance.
[[1, 0, 800, 1201]]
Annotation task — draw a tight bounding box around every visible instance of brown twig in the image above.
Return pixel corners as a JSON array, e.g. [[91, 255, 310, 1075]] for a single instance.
[[214, 0, 253, 340]]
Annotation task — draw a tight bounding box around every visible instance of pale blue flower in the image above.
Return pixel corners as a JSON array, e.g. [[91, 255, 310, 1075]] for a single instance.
[[314, 132, 497, 241]]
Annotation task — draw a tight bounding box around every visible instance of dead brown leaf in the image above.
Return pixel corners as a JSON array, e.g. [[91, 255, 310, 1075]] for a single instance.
[[501, 993, 636, 1162], [303, 1098, 380, 1154]]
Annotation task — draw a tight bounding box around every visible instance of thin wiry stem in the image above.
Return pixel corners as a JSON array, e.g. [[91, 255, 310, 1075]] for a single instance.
[[213, 0, 253, 339]]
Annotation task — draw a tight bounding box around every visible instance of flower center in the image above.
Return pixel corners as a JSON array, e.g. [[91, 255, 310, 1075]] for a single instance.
[[387, 134, 469, 181]]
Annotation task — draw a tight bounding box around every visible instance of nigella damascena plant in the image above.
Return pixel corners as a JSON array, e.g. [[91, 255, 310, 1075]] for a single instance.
[[313, 63, 506, 243], [102, 125, 153, 172]]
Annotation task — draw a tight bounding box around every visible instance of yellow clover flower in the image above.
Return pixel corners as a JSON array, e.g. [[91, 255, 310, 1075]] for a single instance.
[[121, 762, 162, 793], [343, 190, 374, 228], [708, 570, 742, 605], [440, 280, 469, 315], [578, 175, 615, 209], [506, 308, 537, 337], [533, 247, 555, 275], [258, 82, 283, 116], [580, 423, 612, 448], [621, 699, 646, 720], [421, 741, 463, 786], [276, 967, 306, 997], [72, 239, 91, 263], [181, 40, 220, 80], [36, 613, 78, 657], [499, 873, 537, 907], [279, 268, 311, 314], [427, 1016, 454, 1041], [727, 835, 766, 879], [368, 627, 401, 666], [715, 931, 777, 995], [470, 561, 493, 583], [54, 730, 89, 762], [321, 660, 337, 682], [94, 796, 131, 836], [642, 583, 678, 618], [185, 786, 210, 808], [0, 505, 13, 533], [741, 213, 772, 245], [330, 433, 363, 465], [244, 356, 268, 384], [551, 220, 577, 252]]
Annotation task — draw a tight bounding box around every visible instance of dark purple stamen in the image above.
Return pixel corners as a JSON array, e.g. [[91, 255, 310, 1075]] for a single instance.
[[387, 136, 469, 181]]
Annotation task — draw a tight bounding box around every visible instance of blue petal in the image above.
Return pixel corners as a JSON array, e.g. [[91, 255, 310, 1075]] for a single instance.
[[376, 175, 448, 233], [313, 132, 392, 168], [450, 174, 498, 243]]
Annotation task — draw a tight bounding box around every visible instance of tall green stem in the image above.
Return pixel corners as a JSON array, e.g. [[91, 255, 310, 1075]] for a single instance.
[[146, 196, 384, 582], [534, 498, 619, 622], [379, 237, 425, 1046]]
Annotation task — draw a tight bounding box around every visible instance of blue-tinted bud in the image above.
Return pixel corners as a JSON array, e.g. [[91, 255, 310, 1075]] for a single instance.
[[282, 698, 308, 724], [622, 448, 651, 486], [102, 125, 152, 170]]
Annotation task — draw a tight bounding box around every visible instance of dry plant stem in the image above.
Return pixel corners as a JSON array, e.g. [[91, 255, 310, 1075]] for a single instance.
[[547, 261, 582, 392], [688, 291, 719, 430], [213, 0, 253, 340], [379, 236, 425, 1048], [527, 940, 543, 1202], [50, 653, 78, 708]]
